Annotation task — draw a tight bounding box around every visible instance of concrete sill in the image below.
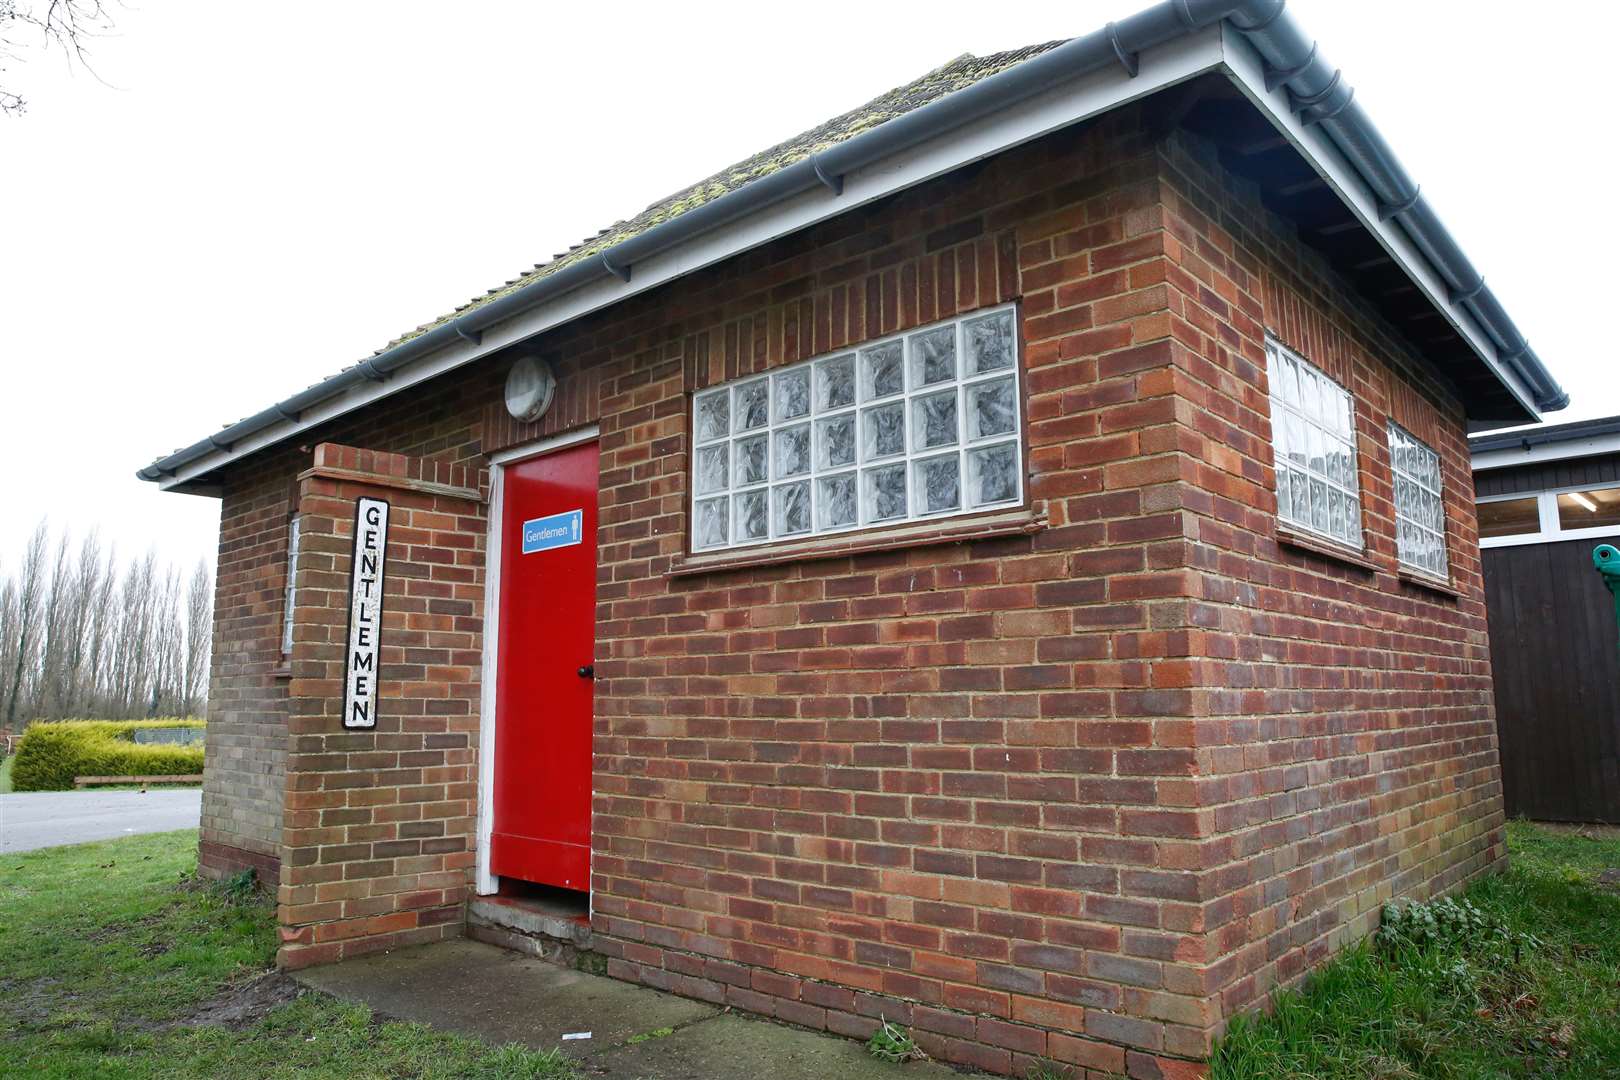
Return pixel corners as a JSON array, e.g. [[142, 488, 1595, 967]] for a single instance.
[[1398, 568, 1464, 600], [668, 506, 1047, 578], [1275, 525, 1380, 573]]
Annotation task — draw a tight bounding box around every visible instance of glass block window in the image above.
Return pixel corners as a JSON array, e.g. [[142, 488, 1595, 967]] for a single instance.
[[689, 304, 1022, 551], [1387, 423, 1449, 578], [1266, 338, 1363, 548]]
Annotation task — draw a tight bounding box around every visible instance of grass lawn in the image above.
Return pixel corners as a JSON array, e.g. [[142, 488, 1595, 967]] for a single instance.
[[1212, 820, 1620, 1079], [0, 829, 577, 1079]]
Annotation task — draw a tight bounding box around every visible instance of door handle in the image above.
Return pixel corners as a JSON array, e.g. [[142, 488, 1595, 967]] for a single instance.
[[577, 665, 595, 679]]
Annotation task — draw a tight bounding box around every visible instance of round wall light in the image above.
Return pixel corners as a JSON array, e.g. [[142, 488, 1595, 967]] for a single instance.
[[504, 356, 556, 422]]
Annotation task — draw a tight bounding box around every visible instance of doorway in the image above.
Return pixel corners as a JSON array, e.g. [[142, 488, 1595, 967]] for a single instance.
[[481, 434, 599, 893]]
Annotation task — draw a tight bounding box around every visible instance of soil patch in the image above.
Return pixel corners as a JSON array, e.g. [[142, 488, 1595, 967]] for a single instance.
[[0, 976, 62, 1026], [85, 908, 169, 944], [178, 970, 302, 1029]]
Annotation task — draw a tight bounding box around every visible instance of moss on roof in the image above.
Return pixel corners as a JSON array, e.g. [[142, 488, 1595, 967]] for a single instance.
[[376, 40, 1064, 355]]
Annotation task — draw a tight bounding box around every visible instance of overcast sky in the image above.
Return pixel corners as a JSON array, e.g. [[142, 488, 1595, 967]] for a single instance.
[[2, 0, 1613, 572]]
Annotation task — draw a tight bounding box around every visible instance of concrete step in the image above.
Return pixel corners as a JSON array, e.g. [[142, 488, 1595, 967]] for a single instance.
[[468, 892, 593, 963]]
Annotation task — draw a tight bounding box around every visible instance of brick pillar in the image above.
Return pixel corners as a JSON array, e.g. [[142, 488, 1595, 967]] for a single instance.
[[276, 443, 488, 969]]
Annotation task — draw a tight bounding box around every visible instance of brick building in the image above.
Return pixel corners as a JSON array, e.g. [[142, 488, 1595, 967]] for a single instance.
[[140, 3, 1568, 1076]]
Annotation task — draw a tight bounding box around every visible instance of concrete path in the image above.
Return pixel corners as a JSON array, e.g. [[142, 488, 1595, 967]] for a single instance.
[[296, 939, 974, 1080], [0, 789, 201, 853]]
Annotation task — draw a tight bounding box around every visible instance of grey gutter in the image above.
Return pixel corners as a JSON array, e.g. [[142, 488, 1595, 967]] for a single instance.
[[1210, 0, 1570, 415], [1470, 415, 1620, 455], [138, 0, 1567, 484]]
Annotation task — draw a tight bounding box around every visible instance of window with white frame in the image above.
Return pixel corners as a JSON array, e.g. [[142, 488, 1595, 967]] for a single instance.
[[689, 304, 1022, 551], [1387, 423, 1449, 578], [281, 515, 300, 656], [1265, 337, 1363, 548], [1478, 484, 1620, 547]]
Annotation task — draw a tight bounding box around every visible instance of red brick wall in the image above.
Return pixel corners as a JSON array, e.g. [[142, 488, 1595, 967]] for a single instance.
[[1153, 128, 1503, 1029], [197, 101, 1501, 1077], [581, 139, 1208, 1078]]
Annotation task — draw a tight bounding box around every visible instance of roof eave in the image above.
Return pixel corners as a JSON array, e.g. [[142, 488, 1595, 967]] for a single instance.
[[1213, 20, 1553, 424], [1471, 415, 1620, 471]]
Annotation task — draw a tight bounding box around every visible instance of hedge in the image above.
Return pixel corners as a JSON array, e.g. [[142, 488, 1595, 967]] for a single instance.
[[10, 719, 206, 792]]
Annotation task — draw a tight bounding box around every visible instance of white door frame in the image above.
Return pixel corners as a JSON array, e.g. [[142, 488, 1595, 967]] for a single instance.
[[475, 423, 600, 895]]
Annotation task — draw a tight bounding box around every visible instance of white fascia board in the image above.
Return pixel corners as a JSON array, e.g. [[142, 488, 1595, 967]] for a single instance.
[[1472, 431, 1620, 472], [1215, 26, 1542, 421], [157, 29, 1227, 492]]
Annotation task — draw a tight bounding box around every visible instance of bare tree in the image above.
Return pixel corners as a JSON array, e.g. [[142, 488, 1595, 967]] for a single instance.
[[55, 531, 103, 717], [3, 522, 48, 726], [0, 1, 118, 116], [35, 530, 71, 717], [81, 542, 117, 712], [108, 552, 155, 716], [0, 570, 16, 724], [183, 559, 212, 716], [0, 520, 212, 722], [147, 565, 183, 716]]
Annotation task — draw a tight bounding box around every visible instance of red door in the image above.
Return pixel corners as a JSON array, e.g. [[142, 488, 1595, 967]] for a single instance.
[[490, 441, 598, 892]]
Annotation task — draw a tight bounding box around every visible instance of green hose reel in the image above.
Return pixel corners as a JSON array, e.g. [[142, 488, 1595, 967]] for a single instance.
[[1596, 545, 1620, 642]]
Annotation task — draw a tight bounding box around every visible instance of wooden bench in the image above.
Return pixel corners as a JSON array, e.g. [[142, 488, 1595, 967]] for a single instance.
[[74, 774, 203, 791]]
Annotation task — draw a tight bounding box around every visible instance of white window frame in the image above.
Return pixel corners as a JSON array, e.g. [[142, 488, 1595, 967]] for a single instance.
[[280, 515, 301, 656], [1477, 483, 1620, 548], [688, 304, 1023, 553], [1265, 336, 1364, 549], [1387, 422, 1450, 579]]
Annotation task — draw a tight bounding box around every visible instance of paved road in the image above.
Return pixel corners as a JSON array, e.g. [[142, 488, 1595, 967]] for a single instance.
[[0, 789, 201, 853]]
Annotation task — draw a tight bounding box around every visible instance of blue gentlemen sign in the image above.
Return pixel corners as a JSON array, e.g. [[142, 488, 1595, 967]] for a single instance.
[[522, 509, 584, 554]]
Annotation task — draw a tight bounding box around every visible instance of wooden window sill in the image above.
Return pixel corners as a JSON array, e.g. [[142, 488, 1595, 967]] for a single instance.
[[1397, 568, 1464, 600], [668, 506, 1047, 577], [1275, 524, 1381, 573]]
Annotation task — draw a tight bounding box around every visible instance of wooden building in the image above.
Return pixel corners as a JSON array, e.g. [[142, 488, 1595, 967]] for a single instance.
[[1473, 417, 1620, 824]]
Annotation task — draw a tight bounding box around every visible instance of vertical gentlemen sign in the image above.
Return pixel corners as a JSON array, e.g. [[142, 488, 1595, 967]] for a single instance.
[[343, 497, 390, 729]]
